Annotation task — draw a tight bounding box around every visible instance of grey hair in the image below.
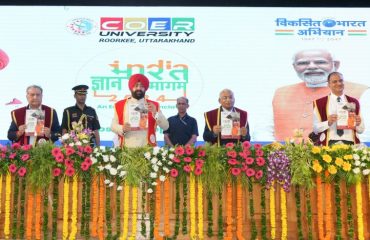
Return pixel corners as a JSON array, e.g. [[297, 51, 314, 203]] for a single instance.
[[292, 49, 337, 64], [26, 85, 43, 94], [177, 96, 189, 104], [219, 88, 234, 99]]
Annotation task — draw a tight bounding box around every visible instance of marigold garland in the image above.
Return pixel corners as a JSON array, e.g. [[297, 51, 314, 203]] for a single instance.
[[355, 182, 364, 240], [198, 178, 204, 240], [35, 190, 42, 240], [269, 183, 276, 240], [11, 176, 19, 239], [0, 174, 2, 215], [224, 183, 233, 240], [90, 176, 99, 237], [120, 183, 130, 240], [189, 174, 197, 240], [98, 177, 105, 240], [62, 177, 69, 240], [163, 179, 171, 237], [236, 181, 245, 240], [4, 173, 12, 239], [324, 182, 332, 240], [26, 190, 34, 239], [128, 186, 138, 240], [280, 186, 287, 240], [334, 180, 342, 240], [69, 175, 78, 240], [316, 176, 324, 240]]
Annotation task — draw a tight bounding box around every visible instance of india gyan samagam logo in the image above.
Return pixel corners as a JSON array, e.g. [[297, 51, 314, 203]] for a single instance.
[[67, 18, 96, 36]]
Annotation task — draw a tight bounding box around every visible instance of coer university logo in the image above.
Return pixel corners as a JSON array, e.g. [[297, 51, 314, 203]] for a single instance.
[[67, 18, 96, 36]]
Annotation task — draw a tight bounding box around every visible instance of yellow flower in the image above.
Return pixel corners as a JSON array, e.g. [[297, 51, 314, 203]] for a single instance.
[[335, 157, 343, 167], [322, 154, 332, 163], [342, 161, 352, 172], [271, 141, 283, 150], [312, 146, 321, 154], [313, 160, 323, 173], [343, 155, 353, 160], [328, 165, 337, 175], [322, 146, 330, 151]]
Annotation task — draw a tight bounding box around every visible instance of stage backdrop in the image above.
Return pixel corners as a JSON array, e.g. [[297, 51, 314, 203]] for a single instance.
[[1, 6, 370, 145]]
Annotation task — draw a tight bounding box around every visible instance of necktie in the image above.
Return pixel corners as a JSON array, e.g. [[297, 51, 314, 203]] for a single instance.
[[336, 97, 344, 136]]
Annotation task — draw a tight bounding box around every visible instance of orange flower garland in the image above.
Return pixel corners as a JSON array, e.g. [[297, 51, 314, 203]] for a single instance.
[[35, 191, 42, 240], [98, 176, 105, 240], [324, 182, 332, 240], [26, 190, 34, 240], [154, 178, 163, 240], [236, 181, 245, 240], [91, 176, 99, 237], [163, 178, 171, 237], [224, 183, 233, 240], [316, 176, 324, 240]]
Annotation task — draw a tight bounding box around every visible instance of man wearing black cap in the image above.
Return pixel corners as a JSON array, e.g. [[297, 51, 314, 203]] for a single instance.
[[61, 85, 101, 146]]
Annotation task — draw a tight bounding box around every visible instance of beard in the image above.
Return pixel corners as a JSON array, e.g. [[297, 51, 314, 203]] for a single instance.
[[131, 90, 145, 99], [298, 66, 336, 88]]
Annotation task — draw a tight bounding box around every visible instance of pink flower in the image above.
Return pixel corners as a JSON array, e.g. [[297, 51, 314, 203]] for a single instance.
[[9, 152, 17, 159], [185, 147, 194, 156], [255, 170, 263, 180], [52, 147, 62, 157], [246, 168, 256, 177], [228, 159, 238, 165], [0, 153, 5, 159], [65, 147, 75, 156], [242, 141, 251, 149], [175, 146, 185, 156], [84, 145, 93, 154], [77, 146, 84, 153], [243, 149, 251, 157], [195, 159, 204, 167], [81, 162, 90, 171], [183, 157, 192, 163], [183, 165, 192, 173], [245, 157, 254, 165], [227, 150, 237, 158], [9, 164, 17, 173], [52, 168, 61, 177], [65, 159, 74, 167], [65, 167, 75, 177], [172, 157, 181, 163], [256, 149, 264, 157], [21, 153, 30, 161], [254, 143, 262, 149], [55, 153, 64, 163], [11, 142, 21, 150], [84, 157, 92, 166], [256, 157, 265, 166], [194, 167, 203, 176], [241, 163, 248, 171], [21, 144, 32, 151], [170, 169, 178, 178], [231, 168, 241, 176], [0, 145, 7, 153], [18, 167, 27, 177], [198, 150, 206, 157], [225, 142, 235, 149]]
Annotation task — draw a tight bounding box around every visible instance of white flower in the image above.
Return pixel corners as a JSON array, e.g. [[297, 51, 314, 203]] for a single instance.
[[105, 164, 112, 170], [151, 157, 158, 165], [94, 147, 100, 153], [110, 155, 116, 162], [361, 163, 366, 167], [61, 133, 70, 140], [104, 179, 111, 184], [111, 147, 116, 152], [169, 154, 174, 160], [152, 165, 159, 172], [362, 155, 367, 160], [150, 172, 157, 178], [119, 171, 127, 177], [159, 175, 166, 182], [362, 169, 370, 175], [147, 188, 153, 193], [152, 182, 157, 186], [109, 182, 114, 187], [69, 143, 75, 147], [82, 139, 89, 144], [153, 146, 160, 155], [117, 186, 123, 191], [168, 161, 173, 166], [117, 165, 123, 170], [353, 154, 360, 161], [353, 167, 361, 174], [144, 152, 151, 160], [354, 160, 361, 166], [163, 167, 170, 173], [76, 141, 82, 146], [162, 150, 168, 157], [169, 147, 175, 152], [98, 166, 105, 171], [91, 157, 97, 164], [109, 168, 117, 176], [103, 155, 109, 162], [363, 149, 368, 154], [157, 161, 163, 166]]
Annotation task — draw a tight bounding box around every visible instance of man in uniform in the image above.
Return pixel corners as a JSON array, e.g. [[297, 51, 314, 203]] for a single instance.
[[61, 85, 101, 146], [8, 85, 60, 145]]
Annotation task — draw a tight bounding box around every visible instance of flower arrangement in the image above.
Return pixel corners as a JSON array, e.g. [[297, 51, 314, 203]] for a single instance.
[[0, 143, 32, 177]]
